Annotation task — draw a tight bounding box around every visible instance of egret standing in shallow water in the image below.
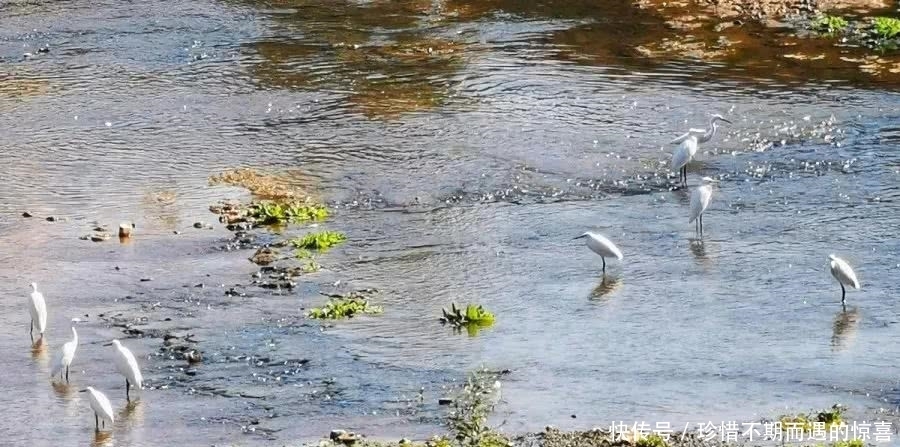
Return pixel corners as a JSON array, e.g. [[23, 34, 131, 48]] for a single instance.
[[670, 114, 732, 186], [81, 386, 114, 432], [51, 323, 78, 382], [574, 232, 623, 272], [689, 177, 717, 237], [111, 339, 143, 401], [829, 254, 860, 311], [28, 282, 47, 342]]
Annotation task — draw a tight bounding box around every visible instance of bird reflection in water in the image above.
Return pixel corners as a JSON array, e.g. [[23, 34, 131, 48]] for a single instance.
[[51, 381, 75, 399], [31, 338, 48, 364], [118, 399, 144, 426], [92, 430, 113, 447], [590, 275, 622, 300], [831, 307, 860, 351], [689, 239, 707, 259]]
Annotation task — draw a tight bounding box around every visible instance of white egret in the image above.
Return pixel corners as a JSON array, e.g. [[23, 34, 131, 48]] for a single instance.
[[829, 254, 860, 310], [670, 114, 732, 186], [51, 324, 78, 382], [111, 339, 143, 401], [689, 177, 717, 236], [574, 232, 623, 272], [28, 282, 47, 342], [81, 386, 114, 431]]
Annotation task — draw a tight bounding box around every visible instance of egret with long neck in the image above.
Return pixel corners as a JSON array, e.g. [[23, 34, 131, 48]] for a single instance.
[[671, 114, 732, 186]]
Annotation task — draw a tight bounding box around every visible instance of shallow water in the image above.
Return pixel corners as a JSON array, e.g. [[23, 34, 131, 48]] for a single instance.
[[3, 0, 900, 445]]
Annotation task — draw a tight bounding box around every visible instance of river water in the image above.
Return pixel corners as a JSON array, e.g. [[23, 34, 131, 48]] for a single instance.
[[2, 0, 900, 446]]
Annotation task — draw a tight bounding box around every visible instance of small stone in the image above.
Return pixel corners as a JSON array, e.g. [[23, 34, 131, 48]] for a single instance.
[[119, 222, 135, 238], [45, 216, 57, 222], [91, 232, 111, 242], [193, 222, 204, 228], [140, 277, 152, 282], [330, 430, 347, 441], [438, 398, 454, 405], [22, 212, 32, 218], [37, 46, 50, 53], [173, 230, 181, 235]]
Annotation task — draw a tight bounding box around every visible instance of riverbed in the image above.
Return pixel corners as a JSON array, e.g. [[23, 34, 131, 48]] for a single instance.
[[2, 1, 900, 446]]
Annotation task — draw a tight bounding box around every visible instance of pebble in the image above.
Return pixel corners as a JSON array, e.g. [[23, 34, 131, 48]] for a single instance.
[[438, 397, 454, 405], [90, 232, 111, 242], [22, 211, 33, 218], [193, 222, 205, 228]]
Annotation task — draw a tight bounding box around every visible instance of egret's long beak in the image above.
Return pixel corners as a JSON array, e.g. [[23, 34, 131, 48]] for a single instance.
[[102, 342, 113, 347], [573, 234, 587, 240], [78, 389, 88, 393], [720, 118, 733, 125]]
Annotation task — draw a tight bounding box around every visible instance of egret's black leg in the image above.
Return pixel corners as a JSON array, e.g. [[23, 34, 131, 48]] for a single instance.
[[841, 283, 846, 310], [126, 378, 130, 401], [601, 257, 606, 272], [30, 320, 34, 342], [65, 366, 69, 383], [699, 215, 704, 237], [95, 414, 99, 431]]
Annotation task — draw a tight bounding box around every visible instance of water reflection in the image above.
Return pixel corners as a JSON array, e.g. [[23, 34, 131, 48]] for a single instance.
[[590, 274, 622, 300], [52, 382, 75, 400], [91, 430, 113, 447], [831, 307, 860, 352], [31, 338, 49, 364], [118, 399, 144, 426]]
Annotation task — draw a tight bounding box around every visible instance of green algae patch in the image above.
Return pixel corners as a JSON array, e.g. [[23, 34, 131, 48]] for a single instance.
[[308, 291, 382, 320], [811, 15, 849, 34], [250, 201, 328, 225], [440, 303, 495, 336], [290, 230, 346, 250]]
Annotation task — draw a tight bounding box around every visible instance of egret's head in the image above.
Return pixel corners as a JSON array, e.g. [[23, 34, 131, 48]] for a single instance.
[[710, 114, 733, 125], [573, 232, 589, 240], [111, 339, 121, 347], [829, 254, 838, 261], [30, 282, 37, 290], [79, 387, 93, 393]]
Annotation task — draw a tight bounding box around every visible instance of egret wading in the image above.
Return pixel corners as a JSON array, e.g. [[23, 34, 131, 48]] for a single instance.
[[574, 232, 623, 272], [81, 386, 114, 432], [670, 114, 732, 186], [51, 324, 78, 382], [689, 177, 718, 236], [28, 282, 47, 342], [110, 339, 143, 401], [829, 254, 860, 311]]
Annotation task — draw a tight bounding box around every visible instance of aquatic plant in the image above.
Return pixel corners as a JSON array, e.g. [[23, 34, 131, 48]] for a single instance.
[[301, 259, 321, 273], [440, 303, 495, 326], [810, 15, 848, 34], [446, 369, 506, 447], [290, 230, 347, 250], [872, 17, 900, 40], [779, 404, 844, 433], [636, 434, 668, 447], [308, 296, 382, 319], [250, 201, 328, 225], [833, 440, 865, 447]]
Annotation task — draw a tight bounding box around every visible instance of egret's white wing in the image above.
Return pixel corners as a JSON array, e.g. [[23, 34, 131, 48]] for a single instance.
[[672, 137, 698, 170], [115, 344, 143, 387], [689, 185, 712, 223], [587, 233, 624, 260], [30, 291, 47, 333], [669, 128, 706, 144], [88, 388, 115, 424], [830, 258, 860, 289]]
